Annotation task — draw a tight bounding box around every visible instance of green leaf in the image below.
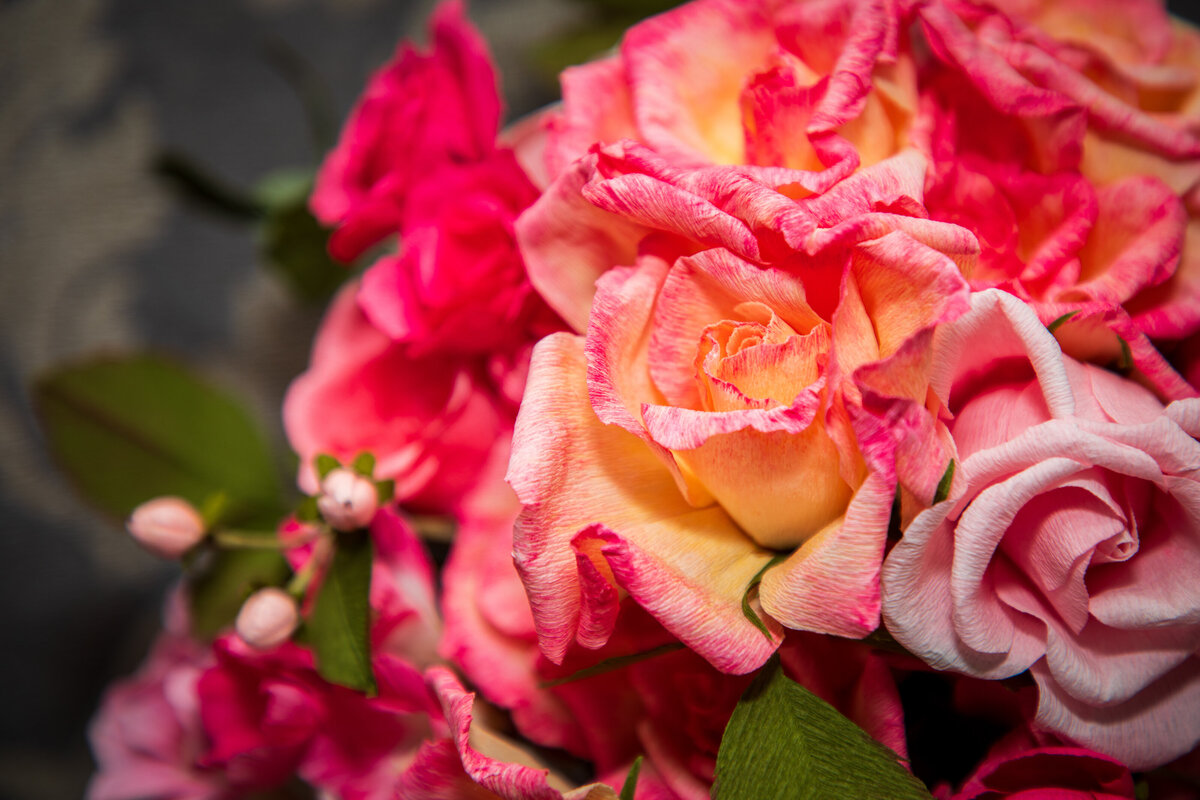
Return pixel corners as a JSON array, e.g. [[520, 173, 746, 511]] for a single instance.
[[539, 642, 685, 689], [314, 453, 340, 481], [309, 532, 375, 693], [190, 547, 291, 638], [741, 554, 788, 642], [255, 169, 350, 303], [619, 756, 643, 800], [375, 479, 395, 505], [934, 460, 956, 505], [34, 355, 283, 525], [351, 451, 376, 477], [713, 657, 933, 800], [1046, 310, 1080, 333]]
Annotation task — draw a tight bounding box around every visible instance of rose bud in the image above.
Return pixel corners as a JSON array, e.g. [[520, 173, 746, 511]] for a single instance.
[[235, 587, 299, 650], [317, 467, 379, 532], [126, 497, 207, 559]]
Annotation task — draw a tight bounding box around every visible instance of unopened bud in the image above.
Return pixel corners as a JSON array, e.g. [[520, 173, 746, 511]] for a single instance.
[[317, 468, 378, 531], [235, 587, 299, 650], [127, 497, 207, 559]]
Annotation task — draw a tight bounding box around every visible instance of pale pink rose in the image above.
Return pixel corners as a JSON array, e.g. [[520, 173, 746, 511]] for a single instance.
[[882, 289, 1200, 770], [311, 0, 500, 263], [523, 0, 924, 332], [913, 0, 1200, 399], [87, 628, 224, 800], [509, 151, 974, 674], [283, 281, 509, 514]]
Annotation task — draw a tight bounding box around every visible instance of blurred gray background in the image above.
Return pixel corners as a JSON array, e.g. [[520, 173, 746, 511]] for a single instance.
[[3, 0, 1199, 797], [0, 0, 586, 795]]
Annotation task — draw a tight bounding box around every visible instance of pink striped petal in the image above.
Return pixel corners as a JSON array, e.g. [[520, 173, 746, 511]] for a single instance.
[[515, 155, 648, 333], [427, 667, 618, 800]]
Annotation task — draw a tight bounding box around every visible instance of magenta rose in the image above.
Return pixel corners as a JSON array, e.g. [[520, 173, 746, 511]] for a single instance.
[[311, 0, 500, 263], [882, 289, 1200, 769], [283, 281, 509, 513]]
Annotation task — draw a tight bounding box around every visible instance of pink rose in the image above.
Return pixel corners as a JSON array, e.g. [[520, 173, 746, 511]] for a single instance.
[[882, 289, 1200, 769], [311, 0, 500, 263], [914, 0, 1200, 398], [509, 152, 973, 674], [283, 281, 509, 513], [87, 623, 224, 800]]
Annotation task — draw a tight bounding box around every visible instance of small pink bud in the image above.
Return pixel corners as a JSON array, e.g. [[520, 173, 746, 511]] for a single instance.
[[127, 497, 207, 559], [235, 587, 299, 650], [317, 468, 378, 531]]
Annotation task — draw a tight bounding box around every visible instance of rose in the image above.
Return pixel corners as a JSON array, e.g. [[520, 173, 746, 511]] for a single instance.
[[522, 0, 922, 332], [283, 281, 509, 514], [540, 0, 918, 178], [913, 0, 1200, 398], [311, 0, 560, 368], [509, 151, 973, 674], [356, 149, 561, 357], [443, 436, 907, 799], [310, 0, 500, 264], [882, 289, 1200, 769], [87, 597, 225, 800]]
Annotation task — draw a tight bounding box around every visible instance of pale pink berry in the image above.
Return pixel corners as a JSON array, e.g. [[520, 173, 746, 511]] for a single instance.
[[235, 587, 299, 650], [127, 497, 207, 559], [317, 468, 378, 531]]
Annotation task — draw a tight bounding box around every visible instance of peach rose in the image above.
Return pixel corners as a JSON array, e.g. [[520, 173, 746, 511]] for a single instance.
[[509, 153, 973, 674]]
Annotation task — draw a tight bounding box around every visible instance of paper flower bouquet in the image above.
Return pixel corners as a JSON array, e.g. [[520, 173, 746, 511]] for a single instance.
[[56, 0, 1200, 797]]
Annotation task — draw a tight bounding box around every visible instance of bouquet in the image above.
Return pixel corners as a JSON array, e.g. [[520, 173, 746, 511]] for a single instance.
[[57, 0, 1200, 797]]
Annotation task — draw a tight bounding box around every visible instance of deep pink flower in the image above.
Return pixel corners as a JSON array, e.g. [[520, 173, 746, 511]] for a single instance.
[[311, 0, 500, 263], [87, 603, 225, 800], [883, 289, 1200, 769], [283, 281, 509, 514]]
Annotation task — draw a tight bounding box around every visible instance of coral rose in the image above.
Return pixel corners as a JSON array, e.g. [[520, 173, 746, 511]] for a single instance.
[[521, 0, 924, 333], [509, 152, 973, 673], [882, 290, 1200, 769]]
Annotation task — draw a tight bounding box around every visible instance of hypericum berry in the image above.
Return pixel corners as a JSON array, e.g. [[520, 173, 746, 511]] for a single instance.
[[317, 467, 378, 532], [126, 497, 207, 559], [235, 588, 299, 650]]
